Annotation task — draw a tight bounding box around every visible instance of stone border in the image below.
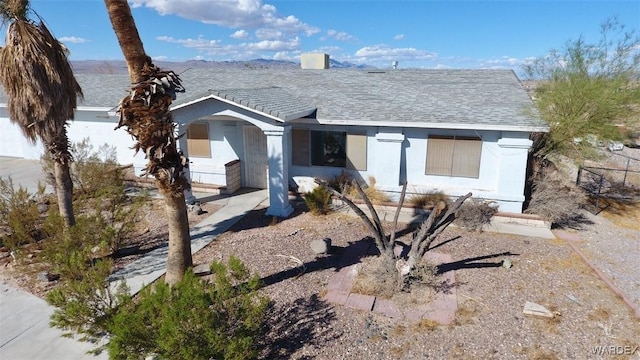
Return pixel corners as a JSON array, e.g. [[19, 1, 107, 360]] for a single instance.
[[324, 241, 458, 325]]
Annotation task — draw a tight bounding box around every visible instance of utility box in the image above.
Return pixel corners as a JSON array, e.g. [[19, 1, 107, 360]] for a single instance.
[[301, 53, 330, 69]]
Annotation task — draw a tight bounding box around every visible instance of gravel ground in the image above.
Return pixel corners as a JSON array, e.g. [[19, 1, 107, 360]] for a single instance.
[[571, 210, 640, 314], [193, 199, 640, 359], [2, 159, 639, 359]]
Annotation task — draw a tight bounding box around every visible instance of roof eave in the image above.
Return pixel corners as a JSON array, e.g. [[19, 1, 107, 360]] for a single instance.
[[292, 118, 550, 133]]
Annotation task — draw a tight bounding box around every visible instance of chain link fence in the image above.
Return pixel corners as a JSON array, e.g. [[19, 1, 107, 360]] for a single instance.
[[576, 152, 640, 214]]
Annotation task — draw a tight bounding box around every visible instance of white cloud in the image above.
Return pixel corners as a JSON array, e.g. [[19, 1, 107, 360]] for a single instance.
[[255, 28, 283, 40], [59, 36, 88, 44], [325, 29, 357, 42], [129, 0, 319, 36], [157, 35, 222, 49], [393, 34, 404, 41], [313, 45, 341, 55], [354, 44, 436, 62], [242, 37, 300, 51], [230, 30, 250, 39], [273, 51, 294, 61], [480, 56, 528, 69], [156, 35, 240, 57], [152, 55, 168, 61]]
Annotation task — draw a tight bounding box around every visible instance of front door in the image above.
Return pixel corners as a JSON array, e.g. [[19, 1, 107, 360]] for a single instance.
[[243, 126, 268, 189]]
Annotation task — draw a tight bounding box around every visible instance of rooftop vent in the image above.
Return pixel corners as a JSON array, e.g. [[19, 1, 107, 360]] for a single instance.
[[301, 53, 330, 70]]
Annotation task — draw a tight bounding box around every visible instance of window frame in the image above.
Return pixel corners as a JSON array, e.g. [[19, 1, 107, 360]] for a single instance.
[[291, 129, 367, 170], [186, 121, 211, 158], [425, 135, 482, 178]]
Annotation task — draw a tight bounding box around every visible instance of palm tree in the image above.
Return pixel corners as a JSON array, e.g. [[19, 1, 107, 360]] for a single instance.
[[103, 0, 192, 285], [0, 0, 81, 227]]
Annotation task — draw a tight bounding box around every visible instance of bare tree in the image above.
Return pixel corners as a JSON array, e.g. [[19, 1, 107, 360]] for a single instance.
[[317, 180, 471, 280]]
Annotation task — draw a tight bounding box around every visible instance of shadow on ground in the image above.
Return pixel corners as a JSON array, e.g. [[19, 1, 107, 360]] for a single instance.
[[260, 294, 340, 359]]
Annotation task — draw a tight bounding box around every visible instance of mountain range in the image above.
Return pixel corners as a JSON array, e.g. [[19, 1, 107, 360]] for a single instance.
[[71, 58, 376, 74]]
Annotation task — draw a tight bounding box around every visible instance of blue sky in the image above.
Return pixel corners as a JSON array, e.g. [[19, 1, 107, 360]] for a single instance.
[[9, 0, 640, 72]]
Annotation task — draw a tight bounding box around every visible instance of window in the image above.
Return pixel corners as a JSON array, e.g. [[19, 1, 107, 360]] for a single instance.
[[186, 122, 211, 158], [425, 136, 482, 178], [292, 129, 367, 170]]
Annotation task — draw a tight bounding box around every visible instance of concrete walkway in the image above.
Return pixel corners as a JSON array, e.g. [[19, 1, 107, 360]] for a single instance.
[[0, 156, 268, 359], [109, 189, 268, 295]]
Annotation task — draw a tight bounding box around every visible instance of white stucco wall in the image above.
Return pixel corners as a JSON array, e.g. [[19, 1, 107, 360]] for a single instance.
[[288, 125, 532, 213], [0, 107, 145, 170]]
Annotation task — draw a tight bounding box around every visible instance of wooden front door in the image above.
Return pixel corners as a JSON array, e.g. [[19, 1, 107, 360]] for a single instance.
[[243, 126, 268, 189]]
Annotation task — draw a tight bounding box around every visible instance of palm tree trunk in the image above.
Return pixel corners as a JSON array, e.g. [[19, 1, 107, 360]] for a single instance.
[[162, 188, 192, 285], [53, 160, 75, 227], [104, 0, 193, 285]]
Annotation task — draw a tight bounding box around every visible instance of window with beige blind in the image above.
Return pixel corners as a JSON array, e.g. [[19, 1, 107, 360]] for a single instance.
[[186, 122, 211, 158], [292, 129, 367, 170], [425, 136, 482, 178]]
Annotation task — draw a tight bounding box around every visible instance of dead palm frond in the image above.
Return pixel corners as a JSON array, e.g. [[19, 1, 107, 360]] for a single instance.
[[115, 62, 187, 194], [0, 8, 83, 163], [0, 1, 83, 226]]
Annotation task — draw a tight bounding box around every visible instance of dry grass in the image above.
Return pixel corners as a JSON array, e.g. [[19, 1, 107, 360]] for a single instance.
[[601, 200, 640, 230], [407, 190, 450, 208], [351, 256, 398, 298], [347, 176, 391, 204]]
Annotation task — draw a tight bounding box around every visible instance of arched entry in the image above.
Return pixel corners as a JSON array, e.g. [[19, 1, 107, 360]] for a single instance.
[[242, 125, 268, 189]]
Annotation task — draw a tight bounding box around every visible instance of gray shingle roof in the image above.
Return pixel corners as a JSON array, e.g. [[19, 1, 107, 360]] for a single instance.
[[0, 68, 548, 132]]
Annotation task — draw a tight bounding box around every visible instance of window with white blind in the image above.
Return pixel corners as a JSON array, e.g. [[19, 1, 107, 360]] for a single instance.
[[186, 122, 211, 158], [292, 129, 367, 170], [425, 136, 482, 178]]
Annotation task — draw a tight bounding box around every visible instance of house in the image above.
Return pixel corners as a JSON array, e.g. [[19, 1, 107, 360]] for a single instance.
[[0, 59, 548, 217]]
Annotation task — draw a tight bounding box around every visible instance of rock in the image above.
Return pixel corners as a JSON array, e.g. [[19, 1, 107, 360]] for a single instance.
[[37, 203, 49, 213], [37, 271, 60, 282], [523, 301, 554, 318], [189, 203, 205, 215], [193, 263, 211, 276], [502, 258, 512, 269], [311, 238, 331, 254]]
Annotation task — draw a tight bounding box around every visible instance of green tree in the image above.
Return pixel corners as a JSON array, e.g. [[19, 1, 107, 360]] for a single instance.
[[0, 0, 82, 226], [523, 17, 640, 158]]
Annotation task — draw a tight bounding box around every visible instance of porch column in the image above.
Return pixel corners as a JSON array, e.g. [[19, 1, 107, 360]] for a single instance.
[[497, 135, 533, 213], [372, 130, 405, 187], [264, 127, 294, 217]]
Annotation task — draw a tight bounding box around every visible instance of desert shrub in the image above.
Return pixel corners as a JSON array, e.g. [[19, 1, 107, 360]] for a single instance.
[[303, 185, 332, 215], [347, 176, 391, 204], [43, 139, 149, 252], [403, 261, 439, 290], [0, 177, 46, 253], [327, 170, 355, 193], [44, 213, 129, 343], [525, 171, 587, 228], [107, 257, 269, 360], [351, 256, 399, 299], [454, 198, 498, 232], [408, 190, 451, 209]]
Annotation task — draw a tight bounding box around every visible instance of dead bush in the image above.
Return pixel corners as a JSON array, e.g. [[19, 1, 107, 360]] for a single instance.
[[351, 256, 399, 299], [408, 191, 451, 209], [454, 198, 498, 232], [525, 171, 587, 228], [347, 176, 391, 205], [403, 261, 439, 290]]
